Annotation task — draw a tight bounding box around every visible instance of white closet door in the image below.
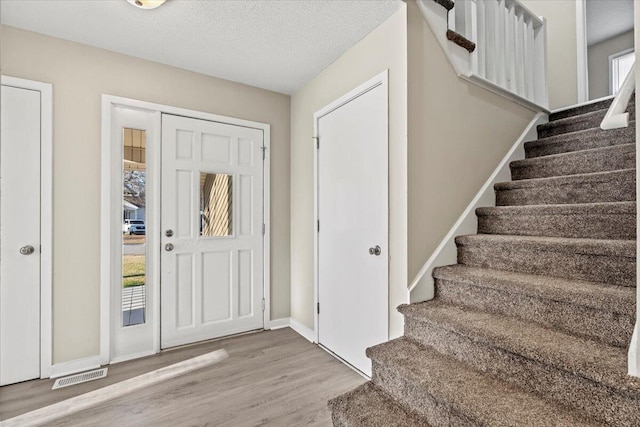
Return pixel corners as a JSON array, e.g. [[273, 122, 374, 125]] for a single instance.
[[317, 80, 389, 377], [0, 85, 41, 385]]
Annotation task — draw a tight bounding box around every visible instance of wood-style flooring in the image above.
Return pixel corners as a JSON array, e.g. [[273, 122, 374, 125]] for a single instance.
[[0, 328, 365, 426]]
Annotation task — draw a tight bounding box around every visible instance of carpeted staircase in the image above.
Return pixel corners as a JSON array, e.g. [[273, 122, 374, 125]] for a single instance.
[[328, 97, 639, 426]]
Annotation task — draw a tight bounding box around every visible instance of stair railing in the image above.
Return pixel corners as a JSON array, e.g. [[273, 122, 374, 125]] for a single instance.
[[598, 59, 636, 376], [419, 0, 549, 111], [601, 61, 635, 130]]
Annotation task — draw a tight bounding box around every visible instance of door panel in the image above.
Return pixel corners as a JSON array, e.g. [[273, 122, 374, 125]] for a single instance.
[[110, 107, 157, 362], [0, 85, 41, 385], [161, 114, 264, 348], [317, 81, 388, 377]]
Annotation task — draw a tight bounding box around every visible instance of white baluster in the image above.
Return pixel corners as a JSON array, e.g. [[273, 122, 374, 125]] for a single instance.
[[485, 0, 498, 82], [533, 17, 548, 107], [505, 3, 515, 91], [516, 10, 526, 96], [476, 0, 486, 78], [464, 0, 480, 74], [525, 19, 535, 100], [496, 0, 506, 87]]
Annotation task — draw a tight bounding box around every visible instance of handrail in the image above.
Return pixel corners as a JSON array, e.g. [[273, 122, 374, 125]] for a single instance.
[[601, 62, 635, 130], [418, 0, 549, 111]]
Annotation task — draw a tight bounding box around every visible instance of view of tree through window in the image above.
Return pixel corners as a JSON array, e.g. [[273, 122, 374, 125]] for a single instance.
[[122, 128, 147, 327]]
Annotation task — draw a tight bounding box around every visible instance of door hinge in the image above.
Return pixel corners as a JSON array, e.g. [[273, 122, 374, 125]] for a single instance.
[[317, 220, 320, 232], [313, 136, 319, 149], [262, 298, 266, 311], [261, 145, 266, 160], [262, 223, 266, 235], [317, 302, 320, 315]]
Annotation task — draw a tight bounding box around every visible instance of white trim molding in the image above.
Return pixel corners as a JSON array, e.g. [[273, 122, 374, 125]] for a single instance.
[[265, 318, 290, 330], [601, 62, 635, 130], [576, 0, 589, 103], [1, 75, 53, 379], [409, 112, 548, 302], [49, 356, 102, 379], [100, 95, 272, 365], [289, 318, 315, 343], [313, 70, 390, 345], [633, 30, 639, 377]]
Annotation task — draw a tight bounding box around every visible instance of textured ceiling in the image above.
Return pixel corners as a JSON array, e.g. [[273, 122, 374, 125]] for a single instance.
[[0, 0, 401, 94], [586, 0, 634, 46]]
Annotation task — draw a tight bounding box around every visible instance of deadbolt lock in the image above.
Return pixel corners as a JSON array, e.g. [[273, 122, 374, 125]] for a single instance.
[[165, 229, 174, 237]]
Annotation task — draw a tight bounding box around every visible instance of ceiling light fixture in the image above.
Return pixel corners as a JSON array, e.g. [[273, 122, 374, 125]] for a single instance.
[[126, 0, 167, 10]]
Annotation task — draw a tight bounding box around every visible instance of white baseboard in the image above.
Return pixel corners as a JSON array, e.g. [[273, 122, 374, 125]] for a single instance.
[[408, 112, 548, 303], [265, 317, 315, 342], [50, 355, 102, 379], [289, 318, 315, 343], [265, 318, 290, 330], [110, 350, 156, 365], [629, 323, 639, 376]]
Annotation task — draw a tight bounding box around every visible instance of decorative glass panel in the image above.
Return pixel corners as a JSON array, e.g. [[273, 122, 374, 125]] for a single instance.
[[122, 128, 147, 327], [200, 173, 233, 237]]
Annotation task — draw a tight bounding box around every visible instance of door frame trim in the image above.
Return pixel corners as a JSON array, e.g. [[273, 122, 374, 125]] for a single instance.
[[1, 75, 53, 379], [576, 0, 589, 103], [312, 70, 389, 344], [100, 95, 271, 364]]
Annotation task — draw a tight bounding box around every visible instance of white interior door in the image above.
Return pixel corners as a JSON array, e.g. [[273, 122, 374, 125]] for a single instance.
[[317, 76, 389, 377], [0, 85, 41, 385], [161, 114, 264, 348]]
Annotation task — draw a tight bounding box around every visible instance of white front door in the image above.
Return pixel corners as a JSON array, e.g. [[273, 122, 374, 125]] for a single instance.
[[161, 114, 264, 348], [0, 85, 41, 385], [317, 74, 389, 376]]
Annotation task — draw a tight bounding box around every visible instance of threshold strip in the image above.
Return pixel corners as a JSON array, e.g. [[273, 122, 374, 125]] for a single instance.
[[1, 349, 229, 426]]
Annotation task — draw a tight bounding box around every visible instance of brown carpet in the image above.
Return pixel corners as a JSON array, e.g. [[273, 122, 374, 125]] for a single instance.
[[328, 92, 638, 425]]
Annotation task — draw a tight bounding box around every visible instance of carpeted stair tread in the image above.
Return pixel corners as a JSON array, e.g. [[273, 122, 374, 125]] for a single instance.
[[433, 265, 635, 347], [447, 30, 476, 53], [494, 168, 636, 206], [510, 143, 635, 180], [476, 201, 636, 239], [456, 233, 636, 260], [401, 303, 640, 425], [456, 234, 636, 286], [537, 104, 635, 138], [446, 29, 476, 53], [524, 122, 635, 158], [433, 264, 635, 317], [328, 382, 427, 427], [548, 97, 615, 121], [367, 337, 600, 427], [399, 301, 640, 397]]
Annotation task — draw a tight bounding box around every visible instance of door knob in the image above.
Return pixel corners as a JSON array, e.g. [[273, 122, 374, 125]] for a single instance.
[[165, 243, 174, 252], [20, 245, 35, 255], [368, 245, 381, 256]]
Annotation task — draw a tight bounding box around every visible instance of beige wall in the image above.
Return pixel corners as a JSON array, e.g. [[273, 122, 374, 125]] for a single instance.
[[1, 25, 291, 364], [588, 30, 634, 100], [520, 0, 579, 109], [290, 5, 408, 337], [406, 0, 536, 282]]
